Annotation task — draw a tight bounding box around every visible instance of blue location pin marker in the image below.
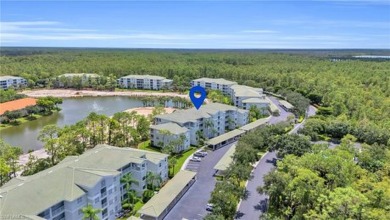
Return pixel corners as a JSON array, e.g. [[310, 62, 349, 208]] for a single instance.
[[189, 86, 207, 110]]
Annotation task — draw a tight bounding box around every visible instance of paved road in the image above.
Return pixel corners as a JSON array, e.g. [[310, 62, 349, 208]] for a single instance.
[[165, 97, 316, 220], [236, 100, 317, 220], [165, 142, 236, 220]]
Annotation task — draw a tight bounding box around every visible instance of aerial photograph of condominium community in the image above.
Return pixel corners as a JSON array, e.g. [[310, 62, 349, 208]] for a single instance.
[[0, 1, 389, 220]]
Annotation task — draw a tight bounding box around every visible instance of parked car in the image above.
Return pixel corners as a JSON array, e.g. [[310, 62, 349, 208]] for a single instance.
[[206, 203, 214, 211], [194, 151, 208, 157], [190, 156, 202, 162]]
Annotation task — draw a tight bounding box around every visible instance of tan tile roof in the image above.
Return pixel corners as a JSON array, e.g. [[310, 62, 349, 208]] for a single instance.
[[0, 98, 37, 115]]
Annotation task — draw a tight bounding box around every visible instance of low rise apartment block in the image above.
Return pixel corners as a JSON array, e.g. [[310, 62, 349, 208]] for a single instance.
[[118, 75, 173, 90], [229, 85, 266, 109], [191, 78, 237, 95], [150, 123, 191, 152], [0, 145, 168, 220], [190, 78, 270, 112], [153, 103, 248, 147], [0, 75, 27, 89], [56, 73, 100, 87]]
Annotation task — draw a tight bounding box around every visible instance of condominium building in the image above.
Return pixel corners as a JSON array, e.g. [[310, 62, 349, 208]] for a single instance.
[[150, 123, 191, 152], [117, 75, 173, 90], [0, 145, 168, 220], [56, 73, 100, 87], [153, 103, 248, 146], [230, 85, 266, 109], [191, 78, 237, 95], [242, 97, 270, 114], [0, 75, 27, 89]]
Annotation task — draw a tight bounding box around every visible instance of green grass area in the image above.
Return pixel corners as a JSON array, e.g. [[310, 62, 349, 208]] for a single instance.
[[133, 201, 144, 217], [116, 200, 144, 219], [0, 114, 44, 130], [171, 147, 197, 176], [137, 140, 161, 153], [297, 116, 304, 123], [138, 140, 197, 176]]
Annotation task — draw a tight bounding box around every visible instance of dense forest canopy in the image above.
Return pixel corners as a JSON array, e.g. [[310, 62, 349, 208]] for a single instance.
[[1, 48, 389, 131]]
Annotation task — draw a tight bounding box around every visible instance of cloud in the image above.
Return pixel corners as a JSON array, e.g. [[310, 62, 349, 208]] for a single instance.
[[241, 30, 278, 34], [1, 20, 389, 48]]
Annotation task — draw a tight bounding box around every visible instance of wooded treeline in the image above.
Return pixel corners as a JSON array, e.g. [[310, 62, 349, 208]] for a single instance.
[[1, 48, 388, 131]]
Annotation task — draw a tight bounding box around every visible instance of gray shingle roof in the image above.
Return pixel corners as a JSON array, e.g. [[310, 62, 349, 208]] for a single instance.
[[239, 117, 270, 131], [242, 97, 269, 104], [155, 103, 245, 124], [138, 170, 196, 218], [231, 85, 263, 98], [192, 78, 237, 86], [279, 100, 294, 109], [0, 145, 168, 215], [120, 75, 167, 80], [150, 122, 188, 135], [207, 129, 245, 146], [214, 144, 236, 171], [0, 75, 25, 80]]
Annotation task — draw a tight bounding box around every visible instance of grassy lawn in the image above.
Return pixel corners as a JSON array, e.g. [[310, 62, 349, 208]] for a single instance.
[[137, 140, 197, 176], [171, 147, 197, 175], [137, 140, 161, 153], [116, 200, 144, 219], [0, 114, 43, 131]]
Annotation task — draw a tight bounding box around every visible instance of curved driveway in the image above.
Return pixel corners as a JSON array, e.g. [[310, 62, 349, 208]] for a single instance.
[[236, 102, 317, 220]]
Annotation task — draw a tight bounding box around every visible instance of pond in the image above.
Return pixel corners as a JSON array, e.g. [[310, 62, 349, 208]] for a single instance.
[[0, 96, 144, 152]]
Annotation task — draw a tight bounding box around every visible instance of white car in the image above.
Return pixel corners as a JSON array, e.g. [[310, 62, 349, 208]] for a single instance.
[[206, 203, 214, 211], [190, 156, 202, 162], [194, 151, 208, 157]]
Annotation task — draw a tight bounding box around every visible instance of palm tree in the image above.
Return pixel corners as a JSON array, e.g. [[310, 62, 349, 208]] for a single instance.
[[82, 204, 101, 220], [169, 157, 178, 176], [204, 119, 214, 138], [146, 171, 162, 191], [121, 173, 139, 191], [122, 189, 138, 212]]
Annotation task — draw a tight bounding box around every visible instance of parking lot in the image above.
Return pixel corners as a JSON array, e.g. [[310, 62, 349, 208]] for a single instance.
[[185, 160, 201, 172], [164, 143, 236, 220]]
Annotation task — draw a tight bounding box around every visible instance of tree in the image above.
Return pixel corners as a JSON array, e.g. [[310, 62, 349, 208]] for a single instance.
[[81, 204, 101, 220], [136, 115, 150, 141], [306, 187, 369, 219], [209, 181, 243, 219], [0, 157, 11, 186], [121, 173, 139, 191], [146, 171, 162, 191], [0, 139, 22, 181], [270, 134, 312, 158], [148, 105, 166, 122], [168, 157, 177, 176], [38, 124, 61, 165]]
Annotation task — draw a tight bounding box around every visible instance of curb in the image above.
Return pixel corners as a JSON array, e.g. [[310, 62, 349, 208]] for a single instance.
[[236, 151, 269, 211]]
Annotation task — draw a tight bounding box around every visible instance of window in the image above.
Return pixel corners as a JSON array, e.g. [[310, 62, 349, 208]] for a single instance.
[[159, 163, 161, 167], [95, 197, 100, 204], [101, 180, 106, 187]]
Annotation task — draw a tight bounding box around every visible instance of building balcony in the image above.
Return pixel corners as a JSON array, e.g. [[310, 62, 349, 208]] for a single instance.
[[51, 206, 65, 216]]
